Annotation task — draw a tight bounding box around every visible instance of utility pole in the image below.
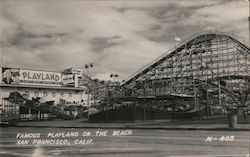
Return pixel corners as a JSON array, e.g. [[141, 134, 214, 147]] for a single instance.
[[249, 0, 250, 46], [110, 74, 119, 108], [84, 63, 93, 120]]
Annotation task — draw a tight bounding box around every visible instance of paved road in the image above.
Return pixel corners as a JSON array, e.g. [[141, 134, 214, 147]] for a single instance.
[[0, 127, 249, 157]]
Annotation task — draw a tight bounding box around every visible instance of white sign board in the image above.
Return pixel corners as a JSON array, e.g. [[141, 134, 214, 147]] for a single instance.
[[19, 69, 62, 86]]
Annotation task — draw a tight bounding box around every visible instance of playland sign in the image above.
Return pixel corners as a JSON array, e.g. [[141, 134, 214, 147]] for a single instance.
[[20, 69, 62, 85]]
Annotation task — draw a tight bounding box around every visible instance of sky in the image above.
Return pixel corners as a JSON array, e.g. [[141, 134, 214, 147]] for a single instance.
[[0, 0, 249, 81]]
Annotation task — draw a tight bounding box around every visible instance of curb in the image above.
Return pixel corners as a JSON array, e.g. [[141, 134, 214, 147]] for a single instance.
[[12, 125, 250, 131]]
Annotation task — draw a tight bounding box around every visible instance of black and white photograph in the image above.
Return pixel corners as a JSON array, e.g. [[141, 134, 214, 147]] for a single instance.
[[0, 0, 249, 156]]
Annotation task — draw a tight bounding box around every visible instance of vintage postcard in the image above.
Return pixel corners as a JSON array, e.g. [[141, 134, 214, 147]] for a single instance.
[[0, 0, 249, 157]]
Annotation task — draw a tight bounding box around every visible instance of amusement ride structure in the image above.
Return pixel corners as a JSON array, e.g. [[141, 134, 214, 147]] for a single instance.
[[89, 31, 250, 121]]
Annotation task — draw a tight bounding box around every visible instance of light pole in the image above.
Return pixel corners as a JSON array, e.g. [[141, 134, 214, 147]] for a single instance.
[[110, 74, 119, 82], [110, 74, 119, 108], [84, 63, 94, 120], [85, 63, 93, 76]]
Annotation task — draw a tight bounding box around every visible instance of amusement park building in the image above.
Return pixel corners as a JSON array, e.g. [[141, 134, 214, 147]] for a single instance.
[[0, 67, 95, 119]]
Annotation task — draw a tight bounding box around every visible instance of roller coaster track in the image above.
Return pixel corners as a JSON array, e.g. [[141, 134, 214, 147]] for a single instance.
[[114, 31, 250, 110], [122, 31, 250, 86], [195, 78, 248, 107]]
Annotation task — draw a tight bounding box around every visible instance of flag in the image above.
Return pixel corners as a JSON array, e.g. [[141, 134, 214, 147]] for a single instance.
[[174, 37, 181, 42]]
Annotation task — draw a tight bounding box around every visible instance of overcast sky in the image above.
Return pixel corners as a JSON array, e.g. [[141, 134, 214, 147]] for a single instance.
[[0, 0, 249, 81]]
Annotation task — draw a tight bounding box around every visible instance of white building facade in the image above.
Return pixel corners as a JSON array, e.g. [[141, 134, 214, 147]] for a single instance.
[[0, 67, 94, 116]]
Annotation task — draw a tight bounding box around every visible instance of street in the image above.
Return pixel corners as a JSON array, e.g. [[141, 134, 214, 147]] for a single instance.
[[0, 127, 249, 157]]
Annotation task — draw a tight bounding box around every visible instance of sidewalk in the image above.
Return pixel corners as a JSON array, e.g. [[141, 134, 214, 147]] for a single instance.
[[16, 116, 250, 131]]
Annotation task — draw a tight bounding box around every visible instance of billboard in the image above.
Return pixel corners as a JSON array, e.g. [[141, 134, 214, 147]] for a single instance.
[[63, 68, 83, 76], [1, 68, 20, 84], [62, 74, 75, 86], [1, 67, 62, 86]]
